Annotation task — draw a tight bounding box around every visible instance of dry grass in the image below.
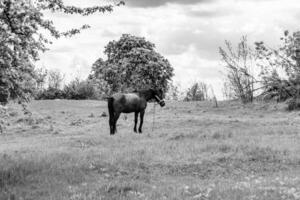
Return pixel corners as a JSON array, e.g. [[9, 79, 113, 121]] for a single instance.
[[0, 100, 300, 199]]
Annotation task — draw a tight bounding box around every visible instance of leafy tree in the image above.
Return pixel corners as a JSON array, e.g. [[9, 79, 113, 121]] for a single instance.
[[63, 78, 97, 100], [165, 81, 181, 101], [47, 69, 64, 90], [34, 68, 48, 90], [0, 0, 123, 104], [219, 36, 258, 104], [184, 82, 208, 101], [90, 34, 174, 94], [222, 81, 235, 100], [255, 31, 300, 102], [89, 58, 112, 95]]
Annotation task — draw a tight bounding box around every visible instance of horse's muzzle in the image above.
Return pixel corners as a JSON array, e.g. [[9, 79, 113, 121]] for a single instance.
[[159, 100, 165, 107]]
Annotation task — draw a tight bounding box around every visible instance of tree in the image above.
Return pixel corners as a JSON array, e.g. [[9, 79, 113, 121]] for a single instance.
[[165, 81, 181, 101], [63, 78, 97, 100], [90, 34, 174, 94], [0, 0, 124, 104], [184, 82, 208, 101], [219, 36, 258, 104], [47, 70, 64, 90], [222, 81, 235, 100], [89, 58, 111, 95], [34, 68, 48, 91], [255, 30, 300, 102]]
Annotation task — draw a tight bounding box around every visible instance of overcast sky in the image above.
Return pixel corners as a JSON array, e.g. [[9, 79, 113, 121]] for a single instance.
[[37, 0, 300, 98]]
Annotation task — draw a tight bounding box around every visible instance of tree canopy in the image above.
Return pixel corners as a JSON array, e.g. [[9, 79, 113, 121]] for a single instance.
[[90, 34, 174, 94], [219, 36, 257, 103], [0, 0, 123, 104], [184, 82, 208, 102], [255, 31, 300, 101]]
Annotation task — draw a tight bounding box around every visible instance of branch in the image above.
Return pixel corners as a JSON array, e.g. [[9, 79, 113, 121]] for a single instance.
[[38, 0, 125, 15]]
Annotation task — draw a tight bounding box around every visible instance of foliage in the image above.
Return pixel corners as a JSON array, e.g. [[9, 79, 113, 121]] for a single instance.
[[34, 69, 65, 99], [90, 34, 174, 95], [47, 69, 65, 90], [0, 105, 8, 133], [34, 68, 48, 90], [63, 79, 98, 100], [35, 76, 98, 100], [287, 97, 300, 111], [219, 36, 257, 104], [35, 87, 64, 100], [165, 81, 181, 101], [88, 58, 111, 95], [222, 81, 235, 100], [0, 0, 123, 104], [255, 31, 300, 103], [184, 82, 208, 101]]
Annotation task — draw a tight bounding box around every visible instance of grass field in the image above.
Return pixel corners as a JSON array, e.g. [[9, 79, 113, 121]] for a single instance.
[[0, 100, 300, 200]]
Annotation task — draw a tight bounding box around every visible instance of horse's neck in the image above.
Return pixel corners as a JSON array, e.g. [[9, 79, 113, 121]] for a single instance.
[[138, 90, 153, 101]]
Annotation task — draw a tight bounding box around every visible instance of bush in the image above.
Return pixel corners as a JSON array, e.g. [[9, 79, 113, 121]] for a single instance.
[[256, 31, 300, 110], [63, 79, 98, 100], [34, 79, 99, 100], [287, 97, 300, 111], [184, 82, 208, 101], [219, 36, 256, 103], [35, 87, 64, 100]]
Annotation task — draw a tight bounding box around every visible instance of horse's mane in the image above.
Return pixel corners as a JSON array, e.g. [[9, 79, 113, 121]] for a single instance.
[[132, 88, 154, 93]]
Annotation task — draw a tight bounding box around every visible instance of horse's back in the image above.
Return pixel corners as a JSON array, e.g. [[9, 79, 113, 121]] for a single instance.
[[112, 93, 146, 113], [112, 93, 139, 102]]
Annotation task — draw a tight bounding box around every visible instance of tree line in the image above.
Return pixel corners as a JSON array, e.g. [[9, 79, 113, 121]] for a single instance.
[[2, 0, 300, 111], [220, 31, 300, 110], [0, 0, 124, 105]]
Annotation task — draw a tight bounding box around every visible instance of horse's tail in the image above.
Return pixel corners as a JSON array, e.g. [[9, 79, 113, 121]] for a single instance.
[[107, 97, 114, 122]]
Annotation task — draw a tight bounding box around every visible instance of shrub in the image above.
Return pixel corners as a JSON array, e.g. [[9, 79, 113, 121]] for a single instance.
[[287, 97, 300, 111], [165, 82, 182, 100], [184, 82, 208, 101], [63, 79, 98, 100], [256, 31, 300, 110], [35, 87, 64, 100], [219, 36, 257, 104], [34, 78, 99, 100]]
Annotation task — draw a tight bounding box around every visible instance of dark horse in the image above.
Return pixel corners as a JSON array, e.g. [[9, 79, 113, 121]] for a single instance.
[[107, 89, 165, 135]]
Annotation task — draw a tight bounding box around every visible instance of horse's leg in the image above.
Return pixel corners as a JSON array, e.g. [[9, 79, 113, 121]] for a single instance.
[[134, 112, 139, 133], [108, 97, 115, 135], [113, 112, 120, 134], [109, 113, 114, 135], [138, 110, 145, 133]]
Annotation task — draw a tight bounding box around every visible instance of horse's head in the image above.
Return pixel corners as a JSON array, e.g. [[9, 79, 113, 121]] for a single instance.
[[151, 88, 165, 107]]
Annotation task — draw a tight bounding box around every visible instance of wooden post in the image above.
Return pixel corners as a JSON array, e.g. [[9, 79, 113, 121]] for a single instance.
[[213, 96, 218, 108]]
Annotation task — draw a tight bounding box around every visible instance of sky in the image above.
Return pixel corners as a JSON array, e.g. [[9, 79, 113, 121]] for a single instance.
[[37, 0, 300, 99]]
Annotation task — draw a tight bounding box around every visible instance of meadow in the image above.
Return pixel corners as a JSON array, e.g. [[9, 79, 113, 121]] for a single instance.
[[0, 100, 300, 200]]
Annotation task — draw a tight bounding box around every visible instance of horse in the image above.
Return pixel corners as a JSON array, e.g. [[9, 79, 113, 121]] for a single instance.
[[107, 88, 165, 135]]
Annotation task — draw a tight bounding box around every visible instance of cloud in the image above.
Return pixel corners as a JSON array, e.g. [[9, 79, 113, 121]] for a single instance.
[[51, 46, 74, 53], [38, 0, 300, 99], [125, 0, 211, 7]]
